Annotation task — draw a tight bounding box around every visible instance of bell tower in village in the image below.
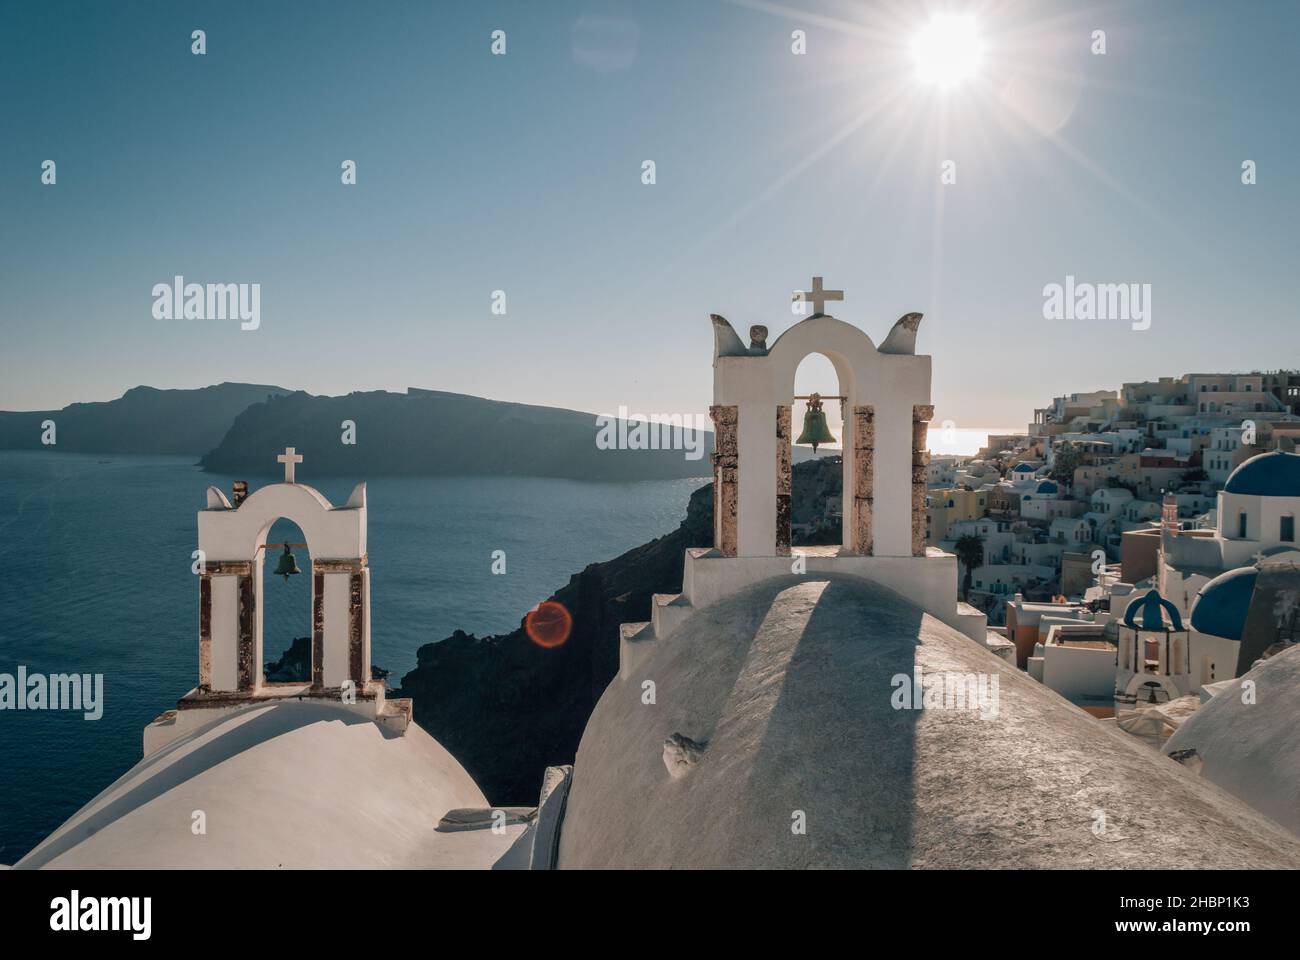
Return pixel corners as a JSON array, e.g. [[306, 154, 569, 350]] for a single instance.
[[618, 278, 990, 679]]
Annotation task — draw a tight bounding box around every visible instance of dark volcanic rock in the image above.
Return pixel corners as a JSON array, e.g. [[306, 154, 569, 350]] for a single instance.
[[0, 383, 288, 455], [265, 636, 388, 684], [264, 636, 312, 683], [791, 455, 843, 545], [396, 458, 845, 806], [200, 389, 713, 482]]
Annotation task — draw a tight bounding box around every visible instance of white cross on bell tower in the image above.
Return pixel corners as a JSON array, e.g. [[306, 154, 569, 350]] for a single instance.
[[277, 446, 303, 484], [793, 275, 844, 316]]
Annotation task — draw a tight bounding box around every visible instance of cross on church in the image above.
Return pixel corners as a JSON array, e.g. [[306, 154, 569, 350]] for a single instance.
[[277, 447, 303, 484], [794, 276, 843, 316]]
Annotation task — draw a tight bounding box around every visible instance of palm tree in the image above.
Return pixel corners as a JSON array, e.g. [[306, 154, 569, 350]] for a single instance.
[[954, 534, 985, 603]]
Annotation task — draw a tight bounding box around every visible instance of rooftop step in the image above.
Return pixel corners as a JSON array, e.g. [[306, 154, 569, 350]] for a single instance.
[[618, 621, 654, 680], [651, 592, 694, 641]]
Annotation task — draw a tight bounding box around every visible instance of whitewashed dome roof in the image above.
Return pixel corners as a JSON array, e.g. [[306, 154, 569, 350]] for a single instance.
[[16, 702, 508, 869], [1164, 646, 1300, 836], [558, 576, 1300, 868]]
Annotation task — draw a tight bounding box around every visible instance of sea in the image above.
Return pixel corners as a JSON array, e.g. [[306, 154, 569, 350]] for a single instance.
[[0, 451, 700, 863]]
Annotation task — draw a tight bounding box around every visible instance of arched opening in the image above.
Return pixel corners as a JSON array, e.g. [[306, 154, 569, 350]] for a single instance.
[[789, 352, 846, 548], [260, 517, 312, 686]]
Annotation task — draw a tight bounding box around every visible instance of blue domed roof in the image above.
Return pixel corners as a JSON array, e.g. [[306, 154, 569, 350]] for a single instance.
[[1190, 566, 1259, 641], [1035, 480, 1059, 494], [1224, 450, 1300, 497], [1013, 463, 1034, 473], [1124, 589, 1184, 631]]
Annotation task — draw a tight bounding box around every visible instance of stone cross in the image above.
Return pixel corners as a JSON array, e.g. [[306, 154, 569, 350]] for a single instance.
[[277, 447, 303, 484], [793, 276, 843, 316]]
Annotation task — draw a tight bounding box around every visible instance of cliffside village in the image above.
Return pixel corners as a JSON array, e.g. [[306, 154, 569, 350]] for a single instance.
[[924, 370, 1300, 735]]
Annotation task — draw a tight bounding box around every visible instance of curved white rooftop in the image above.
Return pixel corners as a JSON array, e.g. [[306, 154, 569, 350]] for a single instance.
[[559, 576, 1300, 868], [1164, 646, 1300, 836], [16, 702, 525, 869]]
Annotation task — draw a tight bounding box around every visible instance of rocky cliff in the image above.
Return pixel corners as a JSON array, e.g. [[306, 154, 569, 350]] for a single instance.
[[395, 456, 844, 805], [0, 383, 287, 454], [200, 388, 714, 481]]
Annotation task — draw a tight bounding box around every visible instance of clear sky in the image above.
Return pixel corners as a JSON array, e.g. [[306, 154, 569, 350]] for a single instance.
[[2, 0, 1297, 433]]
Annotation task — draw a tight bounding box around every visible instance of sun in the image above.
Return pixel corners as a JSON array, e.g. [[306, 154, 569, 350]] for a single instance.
[[911, 14, 983, 88]]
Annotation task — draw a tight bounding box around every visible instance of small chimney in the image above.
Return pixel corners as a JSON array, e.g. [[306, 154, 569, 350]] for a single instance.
[[232, 480, 249, 508]]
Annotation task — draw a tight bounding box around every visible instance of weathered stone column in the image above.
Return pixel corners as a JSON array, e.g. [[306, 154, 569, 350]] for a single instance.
[[775, 405, 792, 556], [710, 404, 739, 557], [852, 405, 875, 555], [236, 570, 257, 691], [198, 575, 213, 692], [312, 570, 325, 689], [349, 570, 365, 687], [912, 405, 934, 556]]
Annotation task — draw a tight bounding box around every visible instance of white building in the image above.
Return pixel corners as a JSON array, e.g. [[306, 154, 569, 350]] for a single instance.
[[1162, 450, 1300, 615]]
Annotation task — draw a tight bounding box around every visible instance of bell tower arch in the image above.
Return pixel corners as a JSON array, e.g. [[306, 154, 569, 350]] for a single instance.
[[191, 449, 376, 705], [711, 283, 932, 559]]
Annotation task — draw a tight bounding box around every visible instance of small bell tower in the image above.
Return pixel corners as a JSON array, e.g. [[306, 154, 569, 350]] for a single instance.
[[143, 449, 410, 756], [1115, 588, 1192, 706], [188, 449, 379, 705], [615, 279, 990, 683]]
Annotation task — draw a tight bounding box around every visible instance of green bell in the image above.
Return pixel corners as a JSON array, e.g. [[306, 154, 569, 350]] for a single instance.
[[796, 394, 836, 452], [273, 543, 301, 582]]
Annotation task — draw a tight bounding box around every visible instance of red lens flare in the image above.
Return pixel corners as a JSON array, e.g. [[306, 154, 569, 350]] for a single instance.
[[525, 600, 573, 649]]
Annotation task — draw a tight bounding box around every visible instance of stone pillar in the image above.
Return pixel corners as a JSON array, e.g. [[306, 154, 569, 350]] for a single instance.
[[710, 405, 739, 557], [349, 571, 365, 686], [312, 570, 325, 690], [775, 405, 792, 556], [198, 575, 212, 692], [236, 571, 257, 692], [852, 405, 875, 555], [912, 405, 934, 557]]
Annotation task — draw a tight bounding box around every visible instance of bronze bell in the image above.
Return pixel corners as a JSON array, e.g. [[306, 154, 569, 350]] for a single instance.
[[273, 543, 301, 582], [796, 394, 837, 452]]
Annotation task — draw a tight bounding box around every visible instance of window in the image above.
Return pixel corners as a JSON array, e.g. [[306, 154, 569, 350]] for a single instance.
[[1283, 516, 1296, 543], [1239, 513, 1248, 539]]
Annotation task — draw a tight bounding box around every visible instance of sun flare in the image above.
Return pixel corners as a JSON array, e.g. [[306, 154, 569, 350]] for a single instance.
[[911, 14, 983, 88]]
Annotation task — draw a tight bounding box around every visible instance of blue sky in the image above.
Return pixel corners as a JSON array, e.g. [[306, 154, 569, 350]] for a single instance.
[[2, 0, 1297, 431]]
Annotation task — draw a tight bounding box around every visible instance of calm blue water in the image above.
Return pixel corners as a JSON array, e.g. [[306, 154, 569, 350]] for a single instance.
[[0, 451, 698, 863]]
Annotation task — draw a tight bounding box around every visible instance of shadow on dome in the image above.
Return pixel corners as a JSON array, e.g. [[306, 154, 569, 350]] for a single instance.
[[735, 577, 924, 867], [561, 573, 927, 868]]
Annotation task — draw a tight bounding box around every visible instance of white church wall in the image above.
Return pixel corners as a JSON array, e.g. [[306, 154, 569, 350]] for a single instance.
[[1189, 630, 1240, 687], [1041, 644, 1116, 703], [199, 483, 366, 562], [210, 575, 239, 692], [735, 398, 778, 556], [684, 549, 963, 633], [322, 572, 352, 688]]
